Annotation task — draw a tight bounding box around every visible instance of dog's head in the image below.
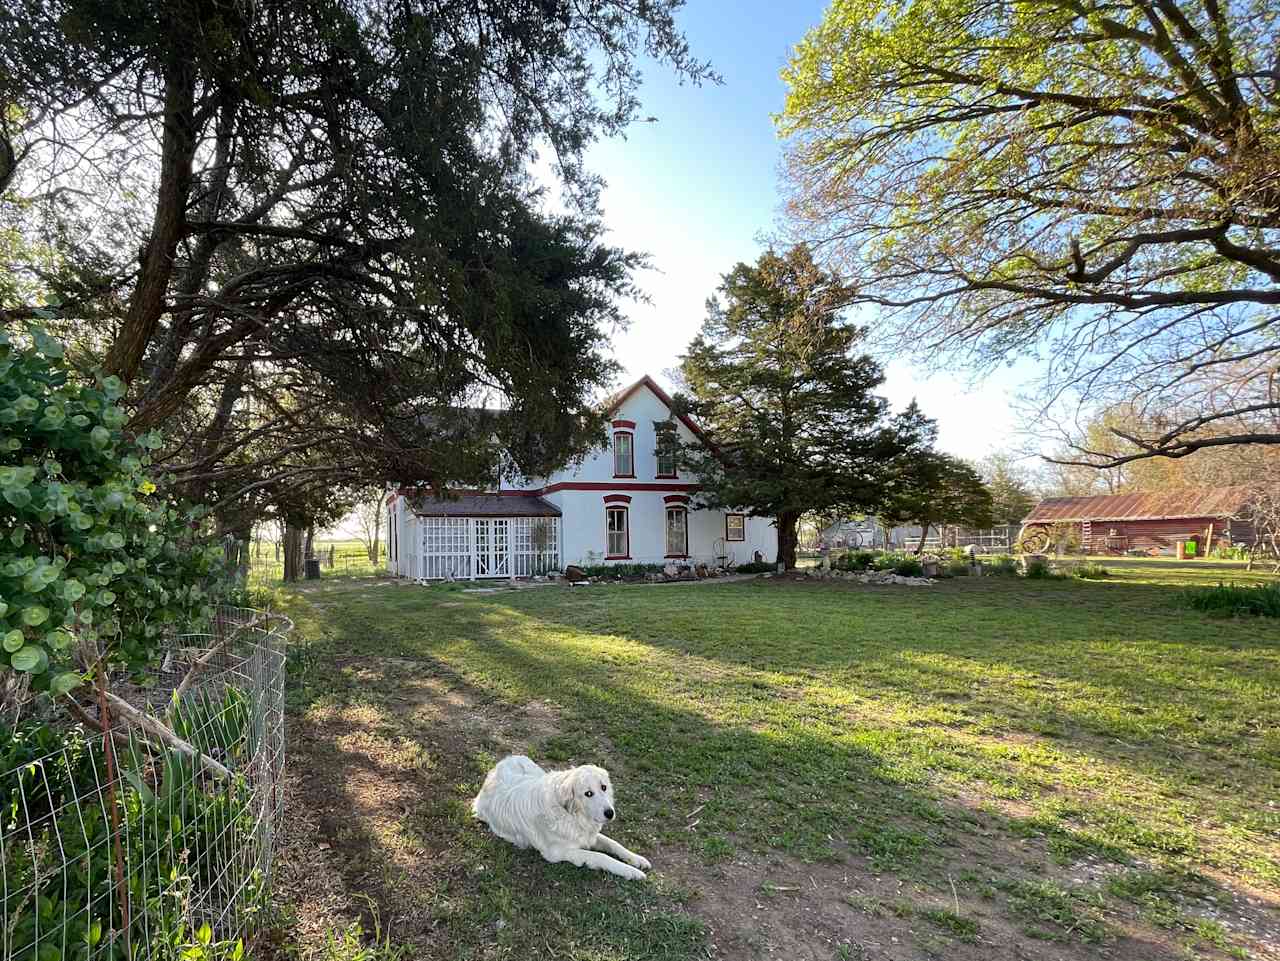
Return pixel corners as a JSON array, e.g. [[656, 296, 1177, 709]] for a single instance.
[[557, 764, 615, 824]]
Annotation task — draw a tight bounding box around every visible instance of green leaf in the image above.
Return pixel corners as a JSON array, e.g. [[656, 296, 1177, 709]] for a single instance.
[[49, 671, 81, 696], [10, 645, 47, 672], [3, 487, 32, 508], [22, 606, 49, 626], [3, 629, 24, 652], [90, 425, 111, 448], [63, 579, 86, 601]]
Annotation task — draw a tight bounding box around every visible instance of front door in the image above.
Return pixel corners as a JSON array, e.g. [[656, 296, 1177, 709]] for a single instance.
[[474, 518, 511, 577]]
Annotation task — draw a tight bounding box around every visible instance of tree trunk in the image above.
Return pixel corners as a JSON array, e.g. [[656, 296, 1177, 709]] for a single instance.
[[369, 505, 382, 564], [283, 524, 305, 582], [776, 511, 800, 569], [103, 55, 198, 384], [915, 523, 931, 556], [304, 525, 315, 559]]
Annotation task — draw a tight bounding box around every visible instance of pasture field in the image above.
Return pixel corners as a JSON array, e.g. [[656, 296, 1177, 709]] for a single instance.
[[267, 564, 1279, 961]]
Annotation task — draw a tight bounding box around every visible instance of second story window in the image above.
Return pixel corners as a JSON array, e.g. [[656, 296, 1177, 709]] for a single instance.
[[656, 445, 677, 478], [613, 431, 634, 477]]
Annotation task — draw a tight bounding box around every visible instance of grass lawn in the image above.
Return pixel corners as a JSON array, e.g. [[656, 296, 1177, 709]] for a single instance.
[[267, 564, 1280, 961]]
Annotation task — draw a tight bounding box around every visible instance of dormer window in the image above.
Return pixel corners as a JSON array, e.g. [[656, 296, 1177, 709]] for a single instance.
[[612, 421, 635, 477]]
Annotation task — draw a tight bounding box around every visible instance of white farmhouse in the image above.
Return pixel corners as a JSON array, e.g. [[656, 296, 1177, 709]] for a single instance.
[[385, 375, 777, 579]]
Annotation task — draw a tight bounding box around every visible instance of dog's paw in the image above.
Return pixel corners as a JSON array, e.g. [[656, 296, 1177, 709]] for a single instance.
[[620, 864, 647, 881], [631, 855, 652, 871]]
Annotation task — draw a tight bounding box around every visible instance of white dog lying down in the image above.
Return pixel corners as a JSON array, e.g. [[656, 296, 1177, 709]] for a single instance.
[[472, 755, 651, 880]]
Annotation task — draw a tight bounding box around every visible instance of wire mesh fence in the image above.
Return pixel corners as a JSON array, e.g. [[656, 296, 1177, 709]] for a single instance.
[[2, 607, 290, 960]]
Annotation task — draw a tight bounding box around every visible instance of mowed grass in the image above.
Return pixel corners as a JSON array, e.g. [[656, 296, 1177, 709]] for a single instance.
[[278, 564, 1280, 960]]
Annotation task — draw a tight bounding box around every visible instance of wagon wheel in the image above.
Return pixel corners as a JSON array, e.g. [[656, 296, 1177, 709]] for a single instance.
[[1016, 525, 1050, 554], [848, 530, 864, 549]]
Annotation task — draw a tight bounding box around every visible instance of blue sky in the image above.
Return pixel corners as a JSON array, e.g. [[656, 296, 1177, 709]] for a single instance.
[[578, 1, 1030, 462]]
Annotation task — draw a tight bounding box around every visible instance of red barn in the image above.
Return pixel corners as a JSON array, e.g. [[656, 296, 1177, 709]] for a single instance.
[[1019, 487, 1257, 556]]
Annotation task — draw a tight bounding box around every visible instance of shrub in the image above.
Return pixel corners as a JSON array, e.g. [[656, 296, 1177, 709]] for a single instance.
[[1, 327, 230, 694], [871, 551, 905, 572], [851, 550, 876, 570], [892, 557, 924, 577], [948, 560, 972, 576], [734, 561, 774, 574], [1022, 556, 1066, 579], [1182, 582, 1280, 617], [1073, 562, 1112, 580], [986, 554, 1019, 576], [577, 562, 666, 579]]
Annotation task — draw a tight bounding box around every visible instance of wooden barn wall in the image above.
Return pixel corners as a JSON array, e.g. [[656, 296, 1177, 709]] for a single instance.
[[1079, 516, 1246, 554]]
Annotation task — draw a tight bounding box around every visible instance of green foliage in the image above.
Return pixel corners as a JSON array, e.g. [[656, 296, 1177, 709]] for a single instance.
[[2, 714, 257, 961], [833, 550, 876, 571], [1022, 557, 1064, 580], [0, 329, 229, 689], [575, 563, 666, 579], [986, 555, 1019, 576], [733, 561, 774, 574], [1072, 563, 1112, 580], [891, 557, 924, 577], [877, 451, 993, 545], [669, 245, 934, 567], [1182, 582, 1280, 618], [978, 452, 1037, 527], [778, 0, 1279, 462], [948, 560, 972, 576]]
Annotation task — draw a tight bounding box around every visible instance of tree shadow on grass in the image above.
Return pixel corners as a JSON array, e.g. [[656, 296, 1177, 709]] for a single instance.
[[300, 630, 1277, 959]]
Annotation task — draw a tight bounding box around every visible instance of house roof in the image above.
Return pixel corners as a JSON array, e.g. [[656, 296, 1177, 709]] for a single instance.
[[1023, 487, 1255, 524], [604, 374, 720, 457], [407, 493, 561, 518]]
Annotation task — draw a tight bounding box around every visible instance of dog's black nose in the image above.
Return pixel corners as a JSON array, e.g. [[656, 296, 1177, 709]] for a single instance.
[[604, 807, 614, 820]]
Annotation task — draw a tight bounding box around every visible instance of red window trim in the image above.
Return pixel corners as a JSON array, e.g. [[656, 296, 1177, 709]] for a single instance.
[[664, 503, 688, 558], [663, 494, 690, 504], [605, 504, 630, 559], [611, 419, 636, 429], [602, 494, 632, 504], [612, 429, 635, 479], [725, 512, 746, 542]]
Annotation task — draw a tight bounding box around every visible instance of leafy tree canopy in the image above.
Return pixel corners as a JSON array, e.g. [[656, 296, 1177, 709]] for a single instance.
[[780, 0, 1279, 465], [976, 451, 1038, 526], [0, 0, 713, 527], [665, 246, 936, 568]]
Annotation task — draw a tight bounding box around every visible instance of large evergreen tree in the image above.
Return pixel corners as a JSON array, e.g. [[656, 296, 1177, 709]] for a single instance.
[[0, 0, 712, 526], [668, 246, 933, 568]]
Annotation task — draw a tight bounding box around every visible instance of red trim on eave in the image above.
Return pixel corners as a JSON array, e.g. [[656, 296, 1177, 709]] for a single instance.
[[611, 419, 636, 429], [604, 374, 724, 461], [663, 494, 691, 504], [603, 494, 633, 504]]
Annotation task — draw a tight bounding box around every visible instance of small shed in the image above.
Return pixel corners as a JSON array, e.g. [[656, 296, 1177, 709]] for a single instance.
[[1018, 487, 1257, 556]]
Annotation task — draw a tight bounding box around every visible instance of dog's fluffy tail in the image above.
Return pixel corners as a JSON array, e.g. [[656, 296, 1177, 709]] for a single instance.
[[472, 754, 542, 819]]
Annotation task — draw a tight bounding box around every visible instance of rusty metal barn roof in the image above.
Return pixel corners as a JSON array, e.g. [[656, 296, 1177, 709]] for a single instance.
[[408, 494, 561, 518], [1023, 487, 1255, 524]]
